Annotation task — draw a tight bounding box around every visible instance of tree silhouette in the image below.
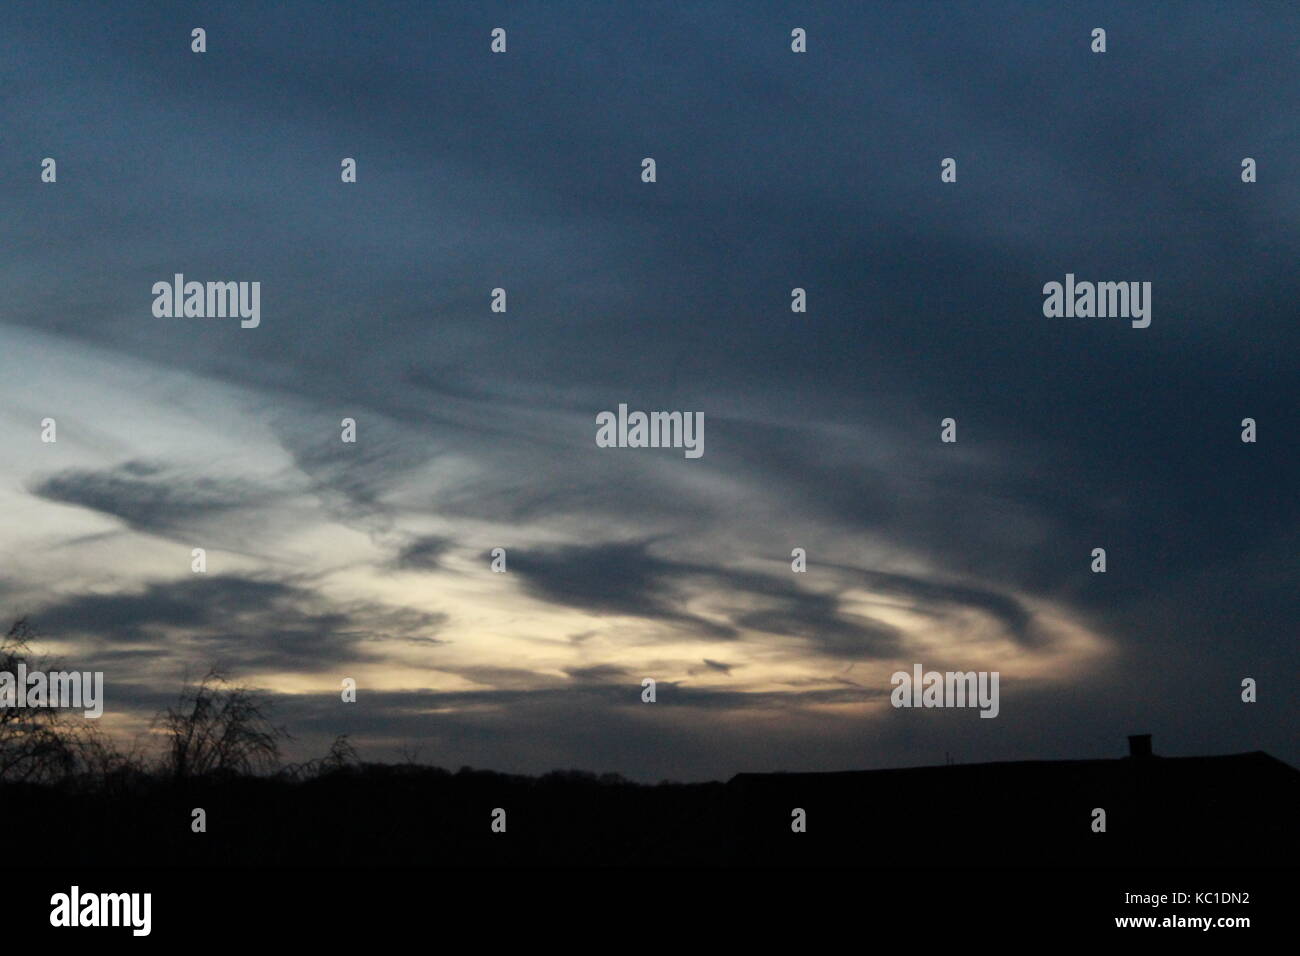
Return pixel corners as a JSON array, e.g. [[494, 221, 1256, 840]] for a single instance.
[[0, 617, 77, 782], [157, 669, 288, 781]]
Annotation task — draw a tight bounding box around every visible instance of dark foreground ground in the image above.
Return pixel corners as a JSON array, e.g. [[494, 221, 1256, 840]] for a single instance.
[[7, 750, 1296, 867]]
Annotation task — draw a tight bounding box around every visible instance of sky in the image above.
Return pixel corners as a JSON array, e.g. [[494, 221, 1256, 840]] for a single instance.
[[0, 1, 1295, 780]]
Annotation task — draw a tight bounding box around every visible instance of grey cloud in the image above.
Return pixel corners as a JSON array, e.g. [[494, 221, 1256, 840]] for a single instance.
[[391, 535, 455, 571], [509, 540, 903, 660], [509, 540, 738, 639], [565, 664, 631, 683], [29, 460, 279, 540], [34, 575, 447, 675]]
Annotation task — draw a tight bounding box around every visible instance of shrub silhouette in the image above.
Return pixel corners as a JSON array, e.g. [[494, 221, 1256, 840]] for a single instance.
[[0, 618, 75, 782], [156, 669, 289, 781]]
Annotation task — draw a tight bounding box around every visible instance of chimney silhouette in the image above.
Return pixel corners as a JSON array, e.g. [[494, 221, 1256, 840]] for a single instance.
[[1128, 734, 1153, 758]]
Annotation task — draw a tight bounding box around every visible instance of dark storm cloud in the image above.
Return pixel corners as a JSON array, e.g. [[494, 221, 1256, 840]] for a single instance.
[[510, 540, 907, 658], [731, 601, 899, 659], [509, 540, 738, 639], [35, 575, 447, 674], [29, 461, 279, 540], [509, 537, 1057, 659], [844, 568, 1041, 649]]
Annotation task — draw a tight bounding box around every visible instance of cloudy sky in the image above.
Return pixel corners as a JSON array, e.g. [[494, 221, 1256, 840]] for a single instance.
[[1, 1, 1295, 780]]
